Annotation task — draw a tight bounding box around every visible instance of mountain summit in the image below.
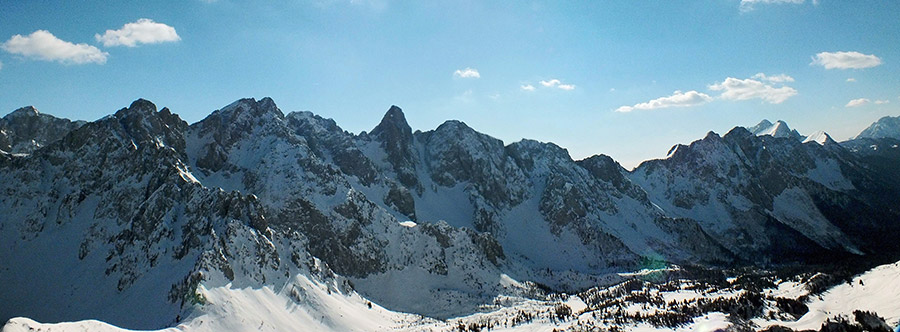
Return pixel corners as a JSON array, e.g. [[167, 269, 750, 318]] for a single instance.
[[0, 106, 86, 154], [369, 105, 418, 188], [855, 115, 900, 140], [747, 119, 805, 141]]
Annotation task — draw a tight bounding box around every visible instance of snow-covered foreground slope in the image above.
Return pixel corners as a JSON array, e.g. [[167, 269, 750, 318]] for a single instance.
[[6, 259, 900, 332], [768, 261, 900, 330]]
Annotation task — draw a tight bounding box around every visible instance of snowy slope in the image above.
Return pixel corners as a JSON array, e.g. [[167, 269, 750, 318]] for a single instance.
[[8, 259, 900, 332], [802, 130, 834, 145]]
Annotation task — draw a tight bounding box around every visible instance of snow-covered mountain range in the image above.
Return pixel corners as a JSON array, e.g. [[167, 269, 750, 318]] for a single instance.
[[1, 98, 899, 331]]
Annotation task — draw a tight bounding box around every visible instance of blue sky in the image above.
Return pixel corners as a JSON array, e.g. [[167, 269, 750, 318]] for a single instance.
[[1, 0, 898, 168]]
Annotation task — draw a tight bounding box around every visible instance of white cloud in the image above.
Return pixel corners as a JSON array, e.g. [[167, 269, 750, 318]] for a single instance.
[[709, 77, 797, 104], [453, 67, 480, 79], [95, 19, 180, 47], [846, 98, 869, 107], [752, 72, 795, 83], [740, 0, 804, 11], [538, 78, 575, 90], [811, 51, 882, 70], [520, 84, 535, 91], [540, 79, 561, 87], [1, 30, 108, 64], [846, 99, 890, 107], [846, 78, 856, 82], [615, 90, 712, 113]]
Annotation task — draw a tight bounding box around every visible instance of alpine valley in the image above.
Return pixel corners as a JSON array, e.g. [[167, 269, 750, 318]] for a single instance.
[[2, 98, 899, 332]]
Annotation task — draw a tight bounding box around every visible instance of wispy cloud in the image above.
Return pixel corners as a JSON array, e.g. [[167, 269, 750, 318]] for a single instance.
[[520, 84, 535, 91], [843, 98, 886, 108], [2, 30, 108, 64], [811, 51, 882, 70], [740, 0, 804, 11], [846, 78, 856, 83], [539, 78, 576, 90], [752, 73, 794, 83], [709, 76, 797, 104], [453, 67, 480, 79], [455, 89, 474, 103], [615, 90, 712, 113], [96, 19, 180, 47], [0, 60, 3, 71]]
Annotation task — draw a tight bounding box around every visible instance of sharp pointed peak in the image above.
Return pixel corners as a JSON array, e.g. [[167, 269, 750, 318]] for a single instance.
[[747, 119, 805, 140], [371, 105, 411, 137], [382, 105, 408, 124], [803, 130, 836, 145]]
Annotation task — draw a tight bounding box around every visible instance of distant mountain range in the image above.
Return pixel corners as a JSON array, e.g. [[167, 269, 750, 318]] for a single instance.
[[1, 98, 899, 331]]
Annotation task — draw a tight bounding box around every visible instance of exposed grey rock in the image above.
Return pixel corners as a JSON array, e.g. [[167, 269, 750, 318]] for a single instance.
[[0, 106, 85, 153]]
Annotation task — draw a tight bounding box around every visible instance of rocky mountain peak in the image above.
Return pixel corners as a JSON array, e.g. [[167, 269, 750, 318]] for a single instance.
[[370, 105, 412, 142], [218, 97, 285, 122], [855, 115, 900, 140], [189, 97, 291, 155], [109, 99, 187, 152], [370, 105, 417, 188], [577, 154, 629, 187], [751, 119, 773, 130], [6, 106, 40, 118], [748, 119, 805, 141], [0, 106, 86, 154], [507, 139, 572, 164], [723, 126, 754, 140], [128, 98, 157, 113], [803, 130, 836, 145]]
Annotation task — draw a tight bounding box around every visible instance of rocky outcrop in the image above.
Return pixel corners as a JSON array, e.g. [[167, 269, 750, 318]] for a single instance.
[[0, 106, 85, 154]]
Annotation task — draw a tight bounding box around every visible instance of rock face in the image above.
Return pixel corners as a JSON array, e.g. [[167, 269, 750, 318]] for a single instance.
[[2, 98, 900, 329], [0, 106, 85, 154], [0, 100, 284, 329]]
